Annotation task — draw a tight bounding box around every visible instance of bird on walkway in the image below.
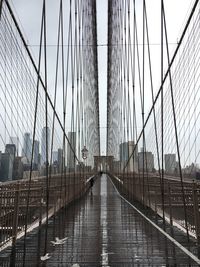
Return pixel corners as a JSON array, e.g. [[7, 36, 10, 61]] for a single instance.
[[40, 253, 51, 261], [50, 236, 68, 246], [41, 198, 46, 205], [101, 252, 114, 256]]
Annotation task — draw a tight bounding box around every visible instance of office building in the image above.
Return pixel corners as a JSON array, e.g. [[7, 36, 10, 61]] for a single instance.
[[13, 157, 24, 180], [5, 144, 16, 157], [33, 140, 40, 167], [138, 149, 154, 172], [67, 132, 76, 171], [41, 127, 50, 165], [119, 141, 138, 172], [119, 142, 128, 162], [58, 148, 63, 173], [52, 151, 58, 163], [10, 137, 19, 156], [22, 133, 32, 162], [165, 154, 176, 174], [0, 151, 14, 181], [127, 141, 138, 173], [0, 144, 17, 181]]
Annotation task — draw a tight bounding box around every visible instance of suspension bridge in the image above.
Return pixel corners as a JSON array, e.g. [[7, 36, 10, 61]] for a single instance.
[[0, 0, 200, 266]]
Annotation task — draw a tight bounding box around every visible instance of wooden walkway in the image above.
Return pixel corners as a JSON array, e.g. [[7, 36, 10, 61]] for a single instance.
[[0, 174, 199, 266]]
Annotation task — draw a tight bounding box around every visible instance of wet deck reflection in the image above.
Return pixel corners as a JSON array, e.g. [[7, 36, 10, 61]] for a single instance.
[[0, 174, 198, 266]]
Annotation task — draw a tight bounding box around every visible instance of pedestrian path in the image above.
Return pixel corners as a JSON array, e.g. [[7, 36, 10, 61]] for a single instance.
[[0, 174, 198, 266]]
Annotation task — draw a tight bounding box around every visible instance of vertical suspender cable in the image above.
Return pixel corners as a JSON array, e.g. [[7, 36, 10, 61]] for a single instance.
[[161, 0, 166, 229], [43, 0, 49, 254]]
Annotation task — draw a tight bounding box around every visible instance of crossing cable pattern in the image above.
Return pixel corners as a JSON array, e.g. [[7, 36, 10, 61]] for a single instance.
[[107, 0, 200, 253], [0, 0, 100, 259]]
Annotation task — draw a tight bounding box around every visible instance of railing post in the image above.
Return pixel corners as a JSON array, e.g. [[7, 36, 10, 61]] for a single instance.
[[154, 187, 158, 224], [132, 174, 135, 202], [193, 182, 200, 245], [168, 182, 173, 227], [12, 183, 20, 246], [168, 182, 175, 238]]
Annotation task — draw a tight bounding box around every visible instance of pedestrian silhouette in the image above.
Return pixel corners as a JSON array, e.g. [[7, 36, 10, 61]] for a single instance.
[[90, 177, 94, 188]]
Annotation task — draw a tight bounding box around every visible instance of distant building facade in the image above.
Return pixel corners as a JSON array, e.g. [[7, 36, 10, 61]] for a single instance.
[[41, 127, 50, 165], [127, 141, 138, 173], [13, 157, 24, 180], [58, 148, 63, 173], [119, 142, 128, 162], [10, 137, 19, 156], [119, 141, 138, 172], [52, 151, 58, 163], [33, 140, 40, 168], [165, 154, 176, 174], [0, 144, 16, 181], [22, 133, 32, 162], [67, 132, 76, 171], [5, 144, 16, 157], [138, 149, 154, 172]]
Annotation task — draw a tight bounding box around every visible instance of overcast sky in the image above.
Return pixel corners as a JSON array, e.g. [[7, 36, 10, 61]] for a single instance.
[[8, 0, 194, 155]]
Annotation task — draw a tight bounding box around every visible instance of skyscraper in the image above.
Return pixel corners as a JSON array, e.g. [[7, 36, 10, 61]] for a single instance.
[[67, 132, 76, 171], [165, 154, 176, 174], [13, 157, 24, 180], [52, 151, 58, 163], [119, 141, 138, 172], [0, 153, 13, 181], [22, 133, 32, 162], [0, 144, 16, 181], [10, 137, 19, 156], [127, 141, 138, 173], [119, 142, 128, 162], [33, 140, 40, 167], [138, 149, 154, 172], [41, 127, 50, 165], [5, 144, 16, 157], [57, 148, 63, 173]]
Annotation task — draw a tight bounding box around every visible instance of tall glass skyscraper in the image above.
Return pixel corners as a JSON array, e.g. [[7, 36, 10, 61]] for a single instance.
[[33, 140, 40, 166], [10, 137, 19, 156], [67, 132, 76, 171], [41, 127, 50, 165], [22, 133, 32, 162]]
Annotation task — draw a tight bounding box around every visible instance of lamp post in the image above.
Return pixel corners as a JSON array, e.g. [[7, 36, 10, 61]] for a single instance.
[[81, 146, 88, 160]]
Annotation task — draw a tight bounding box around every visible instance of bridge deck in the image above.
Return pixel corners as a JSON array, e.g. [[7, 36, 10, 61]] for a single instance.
[[0, 174, 199, 266]]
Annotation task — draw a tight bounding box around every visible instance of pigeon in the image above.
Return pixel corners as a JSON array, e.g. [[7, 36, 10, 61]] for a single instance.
[[101, 252, 114, 256], [56, 237, 68, 242], [50, 236, 68, 246], [41, 198, 46, 205], [40, 253, 51, 261]]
